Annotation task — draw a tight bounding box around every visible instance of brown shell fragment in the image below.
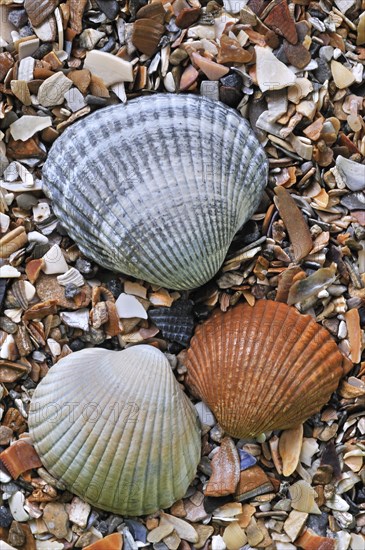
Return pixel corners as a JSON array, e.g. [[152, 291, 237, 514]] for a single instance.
[[274, 186, 312, 261], [0, 360, 28, 383], [132, 19, 165, 56], [205, 437, 240, 497], [187, 301, 350, 438], [0, 440, 42, 479], [263, 0, 298, 45], [24, 0, 59, 27]]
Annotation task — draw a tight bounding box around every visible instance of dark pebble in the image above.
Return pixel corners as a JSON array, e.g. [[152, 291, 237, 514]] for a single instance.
[[220, 72, 242, 88], [0, 280, 8, 311], [95, 0, 120, 19], [125, 519, 147, 543], [342, 493, 360, 514], [22, 378, 37, 390], [312, 58, 331, 84], [64, 283, 81, 299], [106, 278, 123, 298], [86, 95, 108, 106], [19, 24, 34, 37], [273, 44, 287, 64], [32, 42, 53, 59], [193, 304, 211, 321], [69, 339, 85, 352], [31, 243, 50, 260], [0, 506, 13, 528], [307, 511, 328, 537], [56, 221, 69, 236], [8, 9, 28, 28], [357, 487, 365, 504], [80, 327, 105, 345], [76, 258, 95, 276], [219, 86, 243, 108]]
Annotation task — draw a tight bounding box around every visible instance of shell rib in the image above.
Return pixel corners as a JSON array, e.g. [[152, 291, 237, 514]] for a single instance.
[[28, 345, 201, 515], [186, 300, 351, 438], [43, 94, 268, 290]]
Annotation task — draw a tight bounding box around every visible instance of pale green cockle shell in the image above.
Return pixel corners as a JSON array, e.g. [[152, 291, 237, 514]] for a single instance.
[[28, 345, 201, 515]]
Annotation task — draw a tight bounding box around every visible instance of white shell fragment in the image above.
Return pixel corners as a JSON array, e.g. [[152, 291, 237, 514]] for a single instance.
[[57, 267, 85, 287], [60, 309, 89, 330], [43, 94, 268, 290], [28, 345, 201, 515], [336, 156, 365, 191], [9, 115, 52, 142], [83, 50, 134, 86], [42, 244, 69, 275], [255, 46, 296, 92], [115, 293, 148, 319]]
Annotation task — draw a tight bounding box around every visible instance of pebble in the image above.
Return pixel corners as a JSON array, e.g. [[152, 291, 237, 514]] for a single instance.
[[42, 244, 69, 274], [195, 525, 214, 549], [8, 491, 30, 522], [68, 497, 91, 529], [37, 72, 73, 107], [84, 50, 133, 87], [42, 502, 69, 538], [115, 293, 147, 319], [313, 58, 331, 84]]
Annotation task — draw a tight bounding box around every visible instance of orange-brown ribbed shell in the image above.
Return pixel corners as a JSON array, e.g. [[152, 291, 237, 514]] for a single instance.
[[186, 300, 351, 438]]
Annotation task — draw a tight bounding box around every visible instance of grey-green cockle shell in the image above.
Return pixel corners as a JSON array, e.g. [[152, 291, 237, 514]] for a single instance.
[[28, 345, 201, 515], [43, 94, 268, 289]]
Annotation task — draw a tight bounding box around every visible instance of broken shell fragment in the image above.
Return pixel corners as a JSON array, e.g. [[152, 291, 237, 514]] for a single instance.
[[187, 301, 351, 438], [28, 345, 201, 515], [42, 94, 268, 290]]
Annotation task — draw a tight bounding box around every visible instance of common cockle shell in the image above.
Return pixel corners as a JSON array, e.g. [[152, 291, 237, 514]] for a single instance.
[[43, 94, 268, 290], [28, 345, 201, 515], [186, 300, 351, 438]]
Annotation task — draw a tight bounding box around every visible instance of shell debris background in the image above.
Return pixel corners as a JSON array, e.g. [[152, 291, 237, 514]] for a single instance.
[[0, 0, 365, 546]]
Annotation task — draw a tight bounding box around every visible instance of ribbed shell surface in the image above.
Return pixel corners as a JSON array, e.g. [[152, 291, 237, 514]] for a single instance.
[[43, 94, 268, 290], [186, 300, 351, 438], [28, 345, 201, 515]]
